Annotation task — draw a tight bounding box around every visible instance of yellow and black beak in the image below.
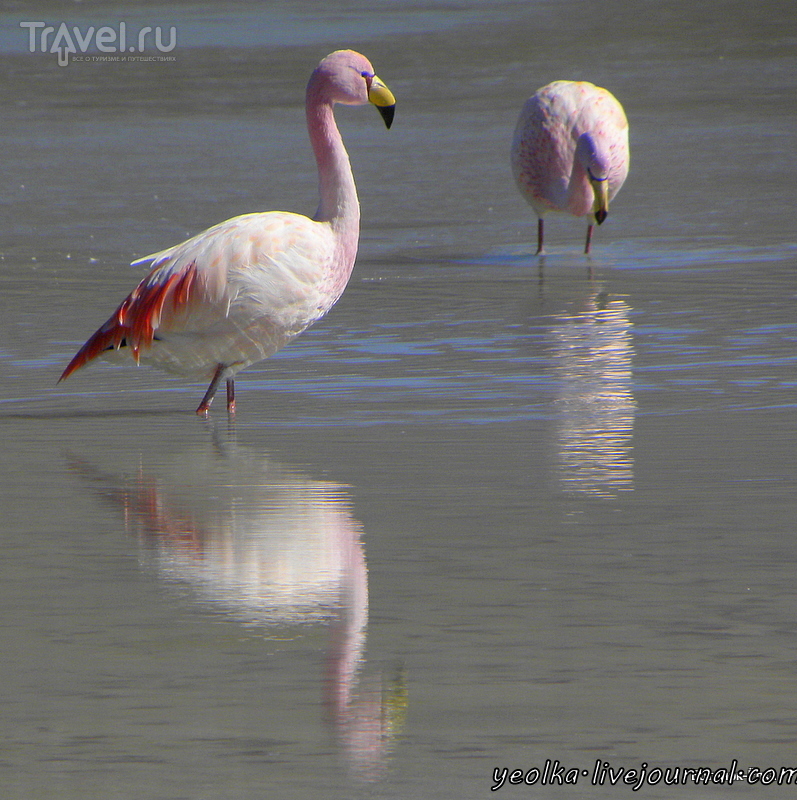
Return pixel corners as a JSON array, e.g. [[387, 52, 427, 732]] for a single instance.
[[590, 174, 609, 225], [367, 75, 396, 129]]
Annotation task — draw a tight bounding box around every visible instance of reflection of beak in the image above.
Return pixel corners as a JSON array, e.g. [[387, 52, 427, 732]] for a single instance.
[[368, 75, 396, 129], [591, 176, 609, 224]]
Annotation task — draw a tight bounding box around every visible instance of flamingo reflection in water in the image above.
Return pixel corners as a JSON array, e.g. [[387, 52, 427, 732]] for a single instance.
[[548, 289, 635, 498], [67, 444, 405, 778]]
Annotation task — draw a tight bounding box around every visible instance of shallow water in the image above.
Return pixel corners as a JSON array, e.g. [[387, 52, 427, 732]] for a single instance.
[[1, 1, 796, 798]]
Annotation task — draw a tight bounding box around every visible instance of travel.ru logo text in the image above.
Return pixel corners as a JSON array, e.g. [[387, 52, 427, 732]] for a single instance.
[[21, 22, 177, 67]]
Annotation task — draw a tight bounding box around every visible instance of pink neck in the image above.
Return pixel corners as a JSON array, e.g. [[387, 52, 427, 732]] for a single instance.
[[306, 94, 360, 240], [305, 89, 361, 296], [567, 163, 593, 217]]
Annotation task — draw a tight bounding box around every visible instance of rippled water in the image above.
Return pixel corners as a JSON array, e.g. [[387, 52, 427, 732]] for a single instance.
[[1, 1, 796, 798]]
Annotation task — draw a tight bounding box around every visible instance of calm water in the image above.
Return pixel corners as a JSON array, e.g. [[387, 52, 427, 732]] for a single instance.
[[1, 1, 796, 798]]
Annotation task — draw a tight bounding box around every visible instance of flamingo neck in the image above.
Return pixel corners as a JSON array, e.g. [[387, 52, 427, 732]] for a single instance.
[[306, 98, 360, 240], [567, 162, 594, 218], [568, 132, 603, 217]]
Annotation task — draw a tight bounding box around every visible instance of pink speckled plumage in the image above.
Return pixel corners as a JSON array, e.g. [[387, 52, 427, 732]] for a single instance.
[[60, 50, 395, 416], [511, 80, 629, 254]]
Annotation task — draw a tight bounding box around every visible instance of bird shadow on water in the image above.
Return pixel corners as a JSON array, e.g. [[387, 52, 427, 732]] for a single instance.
[[63, 430, 406, 781]]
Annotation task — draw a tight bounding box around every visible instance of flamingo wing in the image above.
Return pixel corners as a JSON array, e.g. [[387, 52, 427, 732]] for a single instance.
[[59, 212, 336, 383], [511, 83, 578, 215]]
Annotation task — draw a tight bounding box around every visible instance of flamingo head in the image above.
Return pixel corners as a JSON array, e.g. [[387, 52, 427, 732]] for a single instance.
[[577, 132, 610, 224], [311, 50, 396, 128]]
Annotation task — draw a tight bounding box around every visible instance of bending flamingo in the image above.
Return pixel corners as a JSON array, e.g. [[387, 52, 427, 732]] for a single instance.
[[511, 80, 629, 255], [59, 50, 396, 416]]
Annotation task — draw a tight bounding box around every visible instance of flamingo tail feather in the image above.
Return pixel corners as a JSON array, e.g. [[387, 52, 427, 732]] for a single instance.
[[59, 261, 199, 382]]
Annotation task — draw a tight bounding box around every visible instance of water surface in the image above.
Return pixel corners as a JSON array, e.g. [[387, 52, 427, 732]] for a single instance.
[[1, 1, 796, 798]]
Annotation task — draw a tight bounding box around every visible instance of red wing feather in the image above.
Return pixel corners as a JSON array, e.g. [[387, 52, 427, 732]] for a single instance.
[[59, 261, 199, 382]]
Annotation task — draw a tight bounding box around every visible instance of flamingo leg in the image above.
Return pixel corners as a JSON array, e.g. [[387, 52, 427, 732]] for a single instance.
[[584, 223, 594, 254], [196, 363, 227, 417], [536, 218, 545, 255], [226, 378, 236, 415]]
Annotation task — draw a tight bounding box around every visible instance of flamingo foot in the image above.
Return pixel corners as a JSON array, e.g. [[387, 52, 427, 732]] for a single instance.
[[535, 218, 545, 255], [226, 378, 236, 415], [196, 363, 227, 417], [584, 224, 594, 254], [195, 396, 213, 417]]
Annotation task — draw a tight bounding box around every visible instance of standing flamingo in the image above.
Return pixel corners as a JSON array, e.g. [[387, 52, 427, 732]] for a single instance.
[[511, 80, 629, 255], [59, 50, 396, 416]]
